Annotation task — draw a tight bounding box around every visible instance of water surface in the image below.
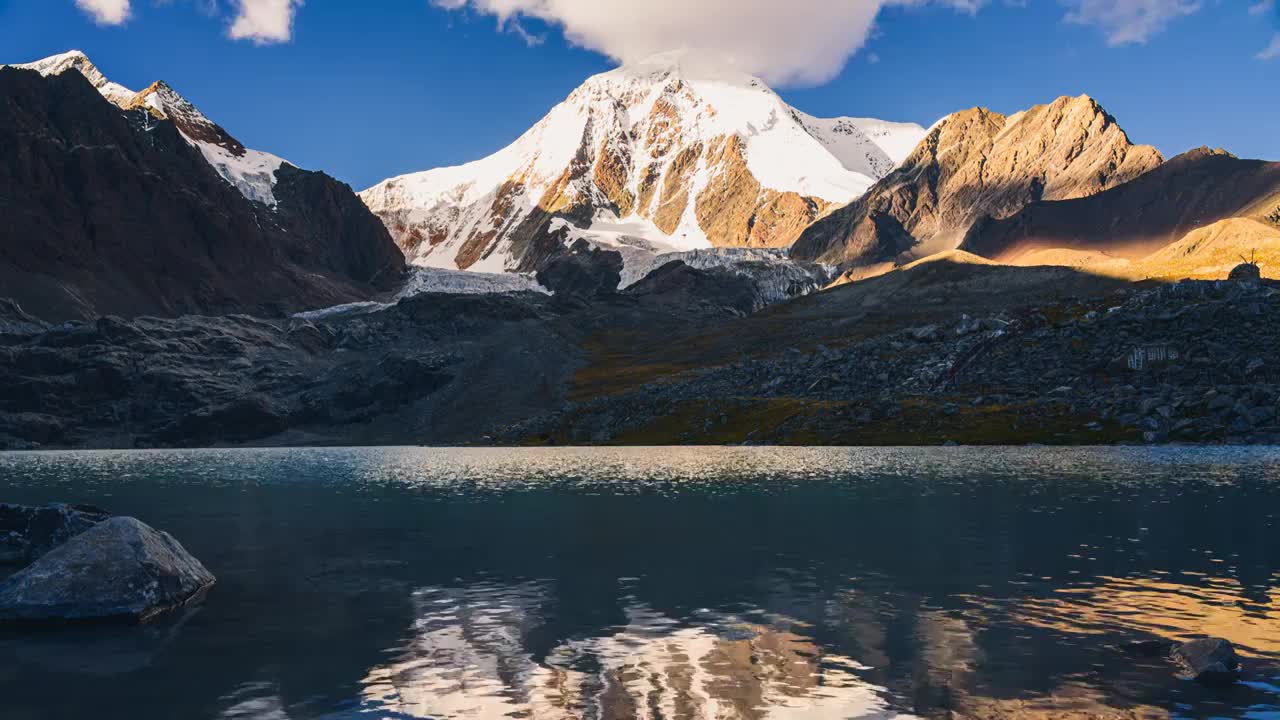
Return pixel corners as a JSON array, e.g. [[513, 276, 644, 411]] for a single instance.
[[1, 447, 1278, 719]]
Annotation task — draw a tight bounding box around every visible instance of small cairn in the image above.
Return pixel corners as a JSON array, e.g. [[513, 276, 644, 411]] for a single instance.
[[1229, 251, 1262, 282]]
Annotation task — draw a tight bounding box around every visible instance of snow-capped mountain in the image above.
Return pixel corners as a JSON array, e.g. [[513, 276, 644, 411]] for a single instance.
[[360, 52, 925, 275], [11, 49, 135, 106], [7, 50, 287, 206]]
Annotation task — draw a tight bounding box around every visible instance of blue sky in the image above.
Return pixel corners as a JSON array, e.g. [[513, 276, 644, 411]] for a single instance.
[[1, 1, 1276, 190]]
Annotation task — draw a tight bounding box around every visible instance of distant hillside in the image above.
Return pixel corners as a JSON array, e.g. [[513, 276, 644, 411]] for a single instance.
[[790, 95, 1163, 268], [959, 147, 1280, 263]]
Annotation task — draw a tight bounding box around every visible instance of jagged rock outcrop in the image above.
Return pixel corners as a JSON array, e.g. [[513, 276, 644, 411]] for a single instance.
[[1171, 638, 1242, 685], [0, 63, 405, 321], [360, 52, 925, 275], [791, 95, 1163, 268], [959, 147, 1280, 262]]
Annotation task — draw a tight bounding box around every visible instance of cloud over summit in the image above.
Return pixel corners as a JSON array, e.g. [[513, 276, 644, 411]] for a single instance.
[[432, 0, 981, 87]]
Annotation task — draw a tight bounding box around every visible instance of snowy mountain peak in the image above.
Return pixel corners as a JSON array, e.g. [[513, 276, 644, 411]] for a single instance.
[[6, 49, 136, 106], [361, 56, 926, 276], [127, 80, 247, 156], [5, 51, 288, 207]]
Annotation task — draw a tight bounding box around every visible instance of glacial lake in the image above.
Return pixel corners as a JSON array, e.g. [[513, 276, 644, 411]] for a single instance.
[[1, 447, 1279, 719]]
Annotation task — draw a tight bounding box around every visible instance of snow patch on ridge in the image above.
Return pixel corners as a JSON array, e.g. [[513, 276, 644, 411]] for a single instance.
[[192, 143, 287, 207], [7, 50, 135, 106]]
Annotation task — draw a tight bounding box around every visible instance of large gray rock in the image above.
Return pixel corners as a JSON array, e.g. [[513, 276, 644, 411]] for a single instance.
[[0, 503, 110, 565], [0, 517, 215, 623], [1172, 637, 1241, 685], [1229, 262, 1262, 283]]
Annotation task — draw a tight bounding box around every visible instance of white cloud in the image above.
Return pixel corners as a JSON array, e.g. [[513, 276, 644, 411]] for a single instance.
[[75, 0, 131, 25], [1260, 34, 1280, 60], [431, 0, 984, 87], [1249, 0, 1275, 15], [228, 0, 304, 44], [1061, 0, 1201, 46]]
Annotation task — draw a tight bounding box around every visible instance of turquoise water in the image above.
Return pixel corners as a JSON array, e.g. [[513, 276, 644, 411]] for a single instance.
[[1, 446, 1278, 719]]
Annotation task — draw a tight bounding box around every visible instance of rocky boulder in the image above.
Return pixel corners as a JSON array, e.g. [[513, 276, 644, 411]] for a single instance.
[[0, 517, 215, 623], [0, 503, 110, 566], [1229, 262, 1263, 282], [1172, 637, 1241, 685]]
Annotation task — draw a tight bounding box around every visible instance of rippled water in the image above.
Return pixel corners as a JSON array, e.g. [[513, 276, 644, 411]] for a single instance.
[[1, 447, 1279, 719]]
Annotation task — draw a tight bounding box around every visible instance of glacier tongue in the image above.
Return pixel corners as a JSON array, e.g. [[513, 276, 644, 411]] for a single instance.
[[292, 266, 551, 322], [621, 248, 836, 306], [397, 267, 550, 297]]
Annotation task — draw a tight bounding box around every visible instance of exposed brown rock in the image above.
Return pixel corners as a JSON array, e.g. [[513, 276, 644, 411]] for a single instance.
[[454, 180, 525, 270], [636, 162, 664, 218], [644, 95, 684, 160], [652, 142, 702, 234], [792, 95, 1164, 268], [695, 136, 829, 248], [592, 136, 635, 217]]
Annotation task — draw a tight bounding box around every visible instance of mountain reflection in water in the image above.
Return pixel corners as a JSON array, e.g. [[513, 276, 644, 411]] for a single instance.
[[0, 446, 1277, 719], [362, 586, 902, 719]]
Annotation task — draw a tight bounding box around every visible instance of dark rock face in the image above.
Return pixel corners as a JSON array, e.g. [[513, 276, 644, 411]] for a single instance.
[[536, 240, 624, 298], [0, 67, 405, 322], [0, 503, 110, 566], [0, 517, 215, 623], [1171, 638, 1241, 685], [624, 261, 765, 316], [0, 289, 582, 449]]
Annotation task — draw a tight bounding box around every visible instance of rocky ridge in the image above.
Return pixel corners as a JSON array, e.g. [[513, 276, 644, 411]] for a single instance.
[[959, 147, 1280, 264], [791, 95, 1164, 268], [0, 59, 405, 321]]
